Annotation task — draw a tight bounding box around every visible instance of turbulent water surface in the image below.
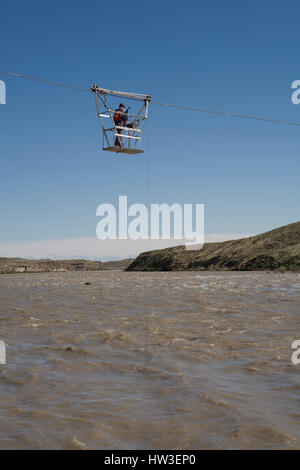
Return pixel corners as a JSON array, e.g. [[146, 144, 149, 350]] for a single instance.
[[0, 271, 299, 449]]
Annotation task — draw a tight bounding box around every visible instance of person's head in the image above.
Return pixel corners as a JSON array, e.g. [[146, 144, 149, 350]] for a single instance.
[[119, 103, 125, 110]]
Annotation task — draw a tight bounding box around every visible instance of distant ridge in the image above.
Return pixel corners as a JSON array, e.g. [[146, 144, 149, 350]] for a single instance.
[[126, 222, 300, 272], [0, 257, 133, 274]]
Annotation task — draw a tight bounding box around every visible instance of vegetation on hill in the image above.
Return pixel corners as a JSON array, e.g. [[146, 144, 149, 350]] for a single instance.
[[126, 222, 300, 272]]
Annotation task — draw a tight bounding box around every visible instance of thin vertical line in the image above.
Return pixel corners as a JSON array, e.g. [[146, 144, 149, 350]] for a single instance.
[[144, 119, 150, 351]]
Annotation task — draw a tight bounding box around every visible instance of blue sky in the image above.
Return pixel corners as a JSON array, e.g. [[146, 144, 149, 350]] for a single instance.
[[0, 0, 299, 259]]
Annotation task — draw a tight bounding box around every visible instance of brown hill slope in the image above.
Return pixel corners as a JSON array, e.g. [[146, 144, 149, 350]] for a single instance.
[[126, 222, 300, 272]]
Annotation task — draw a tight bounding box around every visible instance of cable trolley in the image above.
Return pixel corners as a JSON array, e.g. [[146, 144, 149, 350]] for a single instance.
[[91, 85, 151, 155]]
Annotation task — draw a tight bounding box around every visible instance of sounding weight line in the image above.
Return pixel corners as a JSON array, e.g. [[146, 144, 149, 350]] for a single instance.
[[1, 69, 300, 127]]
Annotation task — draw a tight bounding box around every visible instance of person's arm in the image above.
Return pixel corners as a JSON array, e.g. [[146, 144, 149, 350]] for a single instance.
[[122, 111, 128, 126]]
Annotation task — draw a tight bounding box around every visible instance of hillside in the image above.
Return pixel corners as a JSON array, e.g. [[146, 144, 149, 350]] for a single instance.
[[126, 222, 300, 272]]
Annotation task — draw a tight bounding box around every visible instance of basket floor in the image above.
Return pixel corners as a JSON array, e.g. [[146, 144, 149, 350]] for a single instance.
[[103, 146, 144, 155]]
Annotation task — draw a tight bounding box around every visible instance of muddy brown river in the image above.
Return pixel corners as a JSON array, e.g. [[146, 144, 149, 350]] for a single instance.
[[0, 271, 299, 449]]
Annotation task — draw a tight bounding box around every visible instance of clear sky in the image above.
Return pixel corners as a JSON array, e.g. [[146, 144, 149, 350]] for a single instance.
[[0, 0, 299, 259]]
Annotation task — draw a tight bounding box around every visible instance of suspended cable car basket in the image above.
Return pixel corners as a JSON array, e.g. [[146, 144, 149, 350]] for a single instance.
[[91, 85, 151, 155]]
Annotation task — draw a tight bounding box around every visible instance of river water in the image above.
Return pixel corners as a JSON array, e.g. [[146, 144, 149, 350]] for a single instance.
[[0, 271, 299, 449]]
